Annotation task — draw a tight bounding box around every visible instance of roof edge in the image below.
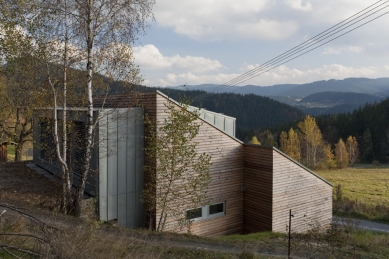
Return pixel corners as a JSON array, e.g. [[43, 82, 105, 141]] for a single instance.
[[244, 143, 333, 187], [156, 90, 243, 145], [272, 146, 334, 187]]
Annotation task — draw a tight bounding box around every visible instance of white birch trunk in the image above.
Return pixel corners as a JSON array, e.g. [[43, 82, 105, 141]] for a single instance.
[[74, 0, 94, 216]]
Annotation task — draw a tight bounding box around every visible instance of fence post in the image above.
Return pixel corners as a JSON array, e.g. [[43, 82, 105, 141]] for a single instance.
[[288, 209, 294, 259]]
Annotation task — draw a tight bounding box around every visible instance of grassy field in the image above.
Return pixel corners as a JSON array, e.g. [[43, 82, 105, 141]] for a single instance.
[[6, 141, 33, 161], [316, 165, 389, 223]]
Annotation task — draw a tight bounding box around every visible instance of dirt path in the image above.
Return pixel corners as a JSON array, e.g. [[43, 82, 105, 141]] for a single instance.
[[334, 216, 389, 233]]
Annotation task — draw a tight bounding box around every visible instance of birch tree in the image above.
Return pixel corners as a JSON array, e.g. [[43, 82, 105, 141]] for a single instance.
[[143, 100, 212, 233], [346, 135, 359, 165], [0, 20, 51, 161], [298, 115, 323, 169], [280, 127, 301, 162], [335, 138, 349, 169], [1, 0, 154, 215]]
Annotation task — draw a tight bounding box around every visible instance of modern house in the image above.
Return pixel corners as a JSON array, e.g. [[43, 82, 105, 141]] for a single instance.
[[33, 90, 333, 236]]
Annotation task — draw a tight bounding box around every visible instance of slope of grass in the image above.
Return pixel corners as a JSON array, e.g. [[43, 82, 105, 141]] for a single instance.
[[316, 165, 389, 222]]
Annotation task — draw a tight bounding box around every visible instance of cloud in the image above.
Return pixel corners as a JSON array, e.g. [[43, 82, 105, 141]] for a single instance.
[[321, 47, 341, 55], [348, 46, 364, 53], [154, 0, 298, 41], [151, 0, 389, 43], [147, 63, 386, 87], [133, 44, 223, 72], [284, 0, 312, 11]]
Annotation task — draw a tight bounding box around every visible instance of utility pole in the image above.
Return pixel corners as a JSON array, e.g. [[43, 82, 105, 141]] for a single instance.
[[288, 209, 294, 259]]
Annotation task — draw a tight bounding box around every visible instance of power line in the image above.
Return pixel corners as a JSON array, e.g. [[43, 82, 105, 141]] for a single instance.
[[194, 1, 389, 103], [214, 0, 389, 91]]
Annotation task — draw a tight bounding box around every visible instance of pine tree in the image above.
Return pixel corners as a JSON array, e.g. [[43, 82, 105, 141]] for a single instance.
[[361, 129, 373, 163], [335, 138, 349, 169], [264, 134, 276, 147]]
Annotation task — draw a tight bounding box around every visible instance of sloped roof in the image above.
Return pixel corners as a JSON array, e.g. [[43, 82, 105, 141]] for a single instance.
[[244, 143, 333, 187]]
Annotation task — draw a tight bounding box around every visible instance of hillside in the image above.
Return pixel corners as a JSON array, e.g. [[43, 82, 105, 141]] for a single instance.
[[165, 77, 389, 99], [2, 163, 389, 259], [297, 92, 382, 116], [299, 92, 382, 105], [137, 86, 305, 134], [271, 97, 389, 163], [278, 78, 389, 98]]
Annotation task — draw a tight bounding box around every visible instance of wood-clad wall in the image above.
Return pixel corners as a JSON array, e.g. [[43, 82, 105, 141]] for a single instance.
[[243, 145, 273, 233], [272, 149, 333, 233], [0, 143, 7, 162], [132, 91, 332, 236], [150, 93, 245, 237], [134, 92, 158, 230]]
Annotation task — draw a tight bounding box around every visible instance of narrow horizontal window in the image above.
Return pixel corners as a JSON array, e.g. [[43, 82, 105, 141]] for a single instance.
[[187, 202, 225, 222], [186, 208, 202, 219], [209, 203, 224, 216]]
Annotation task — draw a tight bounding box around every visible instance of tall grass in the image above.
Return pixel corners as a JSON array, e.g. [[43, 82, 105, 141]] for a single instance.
[[317, 165, 389, 223]]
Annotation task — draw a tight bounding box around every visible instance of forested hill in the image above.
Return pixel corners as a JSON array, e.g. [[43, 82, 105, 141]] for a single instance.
[[271, 97, 389, 163], [299, 92, 382, 104], [136, 86, 305, 133], [314, 98, 389, 163]]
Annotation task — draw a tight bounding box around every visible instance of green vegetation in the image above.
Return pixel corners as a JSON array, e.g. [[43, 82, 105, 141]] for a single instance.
[[215, 226, 389, 258], [317, 165, 389, 222], [7, 144, 15, 160]]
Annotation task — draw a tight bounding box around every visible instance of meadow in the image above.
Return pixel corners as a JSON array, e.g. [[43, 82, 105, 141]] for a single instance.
[[317, 165, 389, 223]]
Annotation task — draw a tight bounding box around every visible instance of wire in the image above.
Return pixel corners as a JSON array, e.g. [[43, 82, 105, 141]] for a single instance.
[[214, 0, 389, 92], [206, 2, 389, 96], [194, 1, 389, 102]]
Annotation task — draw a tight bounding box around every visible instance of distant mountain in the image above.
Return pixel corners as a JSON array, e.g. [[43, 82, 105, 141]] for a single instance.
[[278, 78, 389, 98], [296, 92, 383, 116], [301, 104, 366, 116], [165, 78, 389, 99], [299, 92, 382, 105], [168, 83, 298, 96]]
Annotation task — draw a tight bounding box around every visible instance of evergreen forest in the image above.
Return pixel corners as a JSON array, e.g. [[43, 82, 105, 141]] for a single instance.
[[135, 86, 305, 136], [264, 98, 389, 166]]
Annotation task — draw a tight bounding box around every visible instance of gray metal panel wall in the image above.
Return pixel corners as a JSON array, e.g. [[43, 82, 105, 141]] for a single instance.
[[98, 108, 144, 228], [98, 114, 109, 221]]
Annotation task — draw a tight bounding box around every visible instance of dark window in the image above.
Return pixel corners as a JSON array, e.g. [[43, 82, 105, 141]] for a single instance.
[[186, 208, 202, 219], [40, 119, 56, 162], [209, 203, 224, 215]]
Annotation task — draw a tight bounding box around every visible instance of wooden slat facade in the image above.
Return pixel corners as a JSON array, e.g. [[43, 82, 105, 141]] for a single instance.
[[147, 93, 244, 237], [243, 145, 273, 233], [272, 149, 333, 233], [95, 91, 332, 236]]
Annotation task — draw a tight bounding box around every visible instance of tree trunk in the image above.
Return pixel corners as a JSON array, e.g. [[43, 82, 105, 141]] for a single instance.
[[74, 0, 94, 216], [15, 143, 23, 161]]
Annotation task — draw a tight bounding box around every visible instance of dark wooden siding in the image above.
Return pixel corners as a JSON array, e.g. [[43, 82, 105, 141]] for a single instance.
[[272, 149, 333, 233], [243, 145, 273, 233], [0, 143, 7, 162]]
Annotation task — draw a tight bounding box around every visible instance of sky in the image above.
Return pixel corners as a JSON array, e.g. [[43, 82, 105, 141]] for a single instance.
[[133, 0, 389, 88]]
